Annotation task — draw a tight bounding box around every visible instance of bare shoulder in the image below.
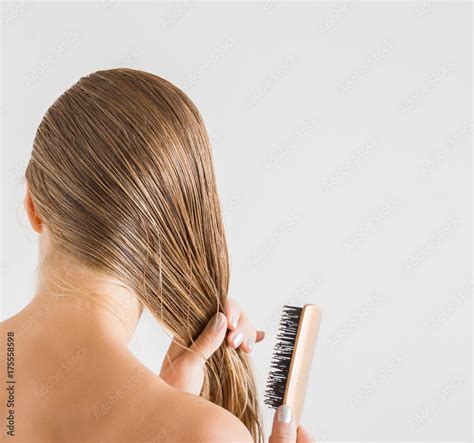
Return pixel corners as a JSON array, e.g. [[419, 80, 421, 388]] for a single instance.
[[142, 385, 253, 443], [187, 394, 253, 443]]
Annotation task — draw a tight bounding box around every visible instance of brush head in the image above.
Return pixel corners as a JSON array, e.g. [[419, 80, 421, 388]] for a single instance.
[[264, 305, 303, 409]]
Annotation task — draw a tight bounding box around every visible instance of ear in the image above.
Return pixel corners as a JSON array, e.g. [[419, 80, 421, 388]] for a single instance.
[[24, 181, 43, 233]]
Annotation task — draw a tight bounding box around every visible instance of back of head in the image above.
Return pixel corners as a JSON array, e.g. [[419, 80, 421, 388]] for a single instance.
[[25, 68, 262, 441]]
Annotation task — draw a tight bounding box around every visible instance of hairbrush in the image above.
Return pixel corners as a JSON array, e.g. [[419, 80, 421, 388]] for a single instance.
[[264, 304, 321, 424]]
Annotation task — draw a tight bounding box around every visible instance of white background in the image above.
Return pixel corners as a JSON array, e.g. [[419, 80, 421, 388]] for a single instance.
[[1, 1, 471, 441]]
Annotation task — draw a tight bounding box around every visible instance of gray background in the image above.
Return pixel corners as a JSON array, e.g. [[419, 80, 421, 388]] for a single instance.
[[1, 1, 471, 441]]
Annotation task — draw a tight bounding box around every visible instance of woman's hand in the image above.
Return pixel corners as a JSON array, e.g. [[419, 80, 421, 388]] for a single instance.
[[225, 298, 265, 351], [270, 405, 315, 443], [159, 298, 265, 395]]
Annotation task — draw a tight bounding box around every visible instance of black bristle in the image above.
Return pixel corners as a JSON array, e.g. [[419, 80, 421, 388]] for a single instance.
[[264, 305, 302, 409]]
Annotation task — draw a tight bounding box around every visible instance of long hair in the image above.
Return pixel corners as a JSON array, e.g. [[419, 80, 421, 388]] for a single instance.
[[25, 68, 262, 441]]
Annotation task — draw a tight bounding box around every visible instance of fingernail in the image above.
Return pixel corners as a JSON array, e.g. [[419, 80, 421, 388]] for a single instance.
[[232, 331, 244, 347], [212, 313, 226, 331], [277, 405, 292, 423], [246, 338, 255, 351], [230, 315, 238, 329]]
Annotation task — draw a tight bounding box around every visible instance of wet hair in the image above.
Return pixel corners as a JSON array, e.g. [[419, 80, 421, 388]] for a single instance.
[[25, 68, 262, 441]]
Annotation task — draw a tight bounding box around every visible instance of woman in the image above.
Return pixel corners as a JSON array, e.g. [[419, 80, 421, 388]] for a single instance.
[[1, 68, 312, 442]]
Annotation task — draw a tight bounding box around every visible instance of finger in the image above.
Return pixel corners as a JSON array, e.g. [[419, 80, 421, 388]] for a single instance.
[[188, 313, 227, 366], [226, 313, 255, 352], [161, 340, 188, 370], [226, 328, 247, 350], [225, 298, 242, 331], [269, 405, 297, 443], [256, 330, 265, 343], [225, 300, 264, 352], [240, 335, 256, 353], [297, 426, 316, 443], [227, 321, 264, 352], [165, 310, 241, 365]]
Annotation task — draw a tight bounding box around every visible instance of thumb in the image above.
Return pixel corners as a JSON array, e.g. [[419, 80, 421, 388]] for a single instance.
[[269, 405, 297, 443], [188, 313, 227, 366]]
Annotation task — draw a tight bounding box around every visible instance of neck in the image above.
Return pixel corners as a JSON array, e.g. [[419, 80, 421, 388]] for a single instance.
[[28, 247, 142, 347]]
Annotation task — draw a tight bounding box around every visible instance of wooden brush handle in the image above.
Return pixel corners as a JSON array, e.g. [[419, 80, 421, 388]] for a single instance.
[[283, 304, 321, 424]]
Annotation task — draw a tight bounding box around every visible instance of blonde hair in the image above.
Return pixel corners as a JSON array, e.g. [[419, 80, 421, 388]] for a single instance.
[[25, 68, 262, 441]]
